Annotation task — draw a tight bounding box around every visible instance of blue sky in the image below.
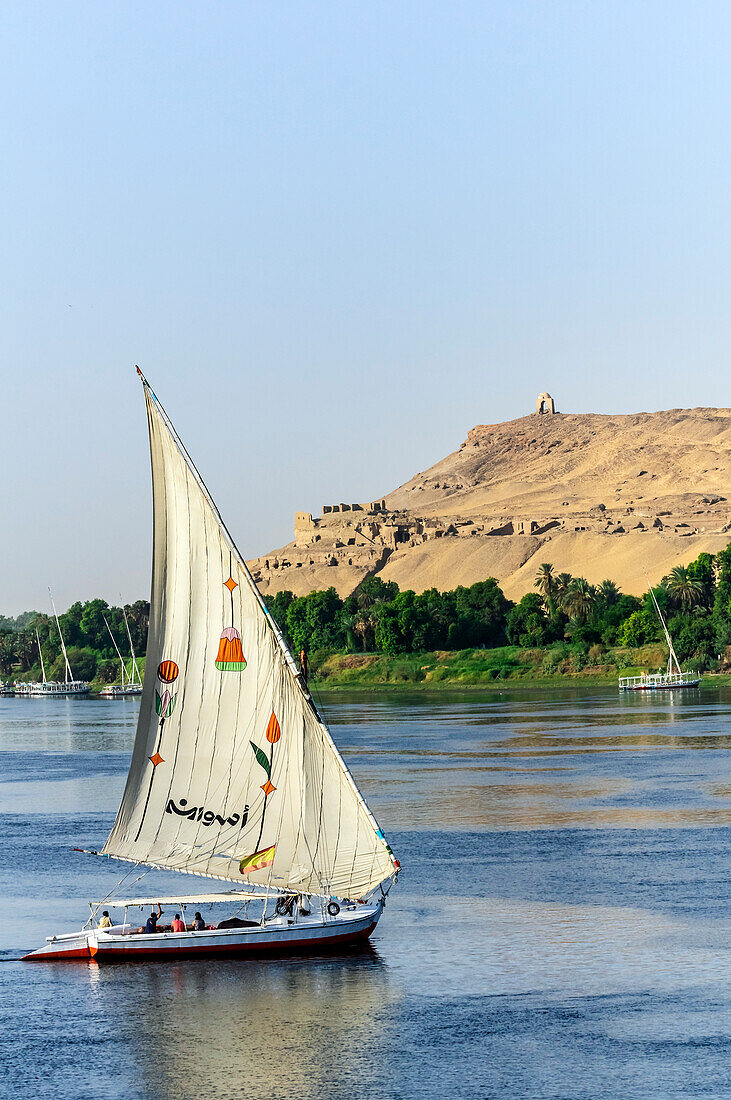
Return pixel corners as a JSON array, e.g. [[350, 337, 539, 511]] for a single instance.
[[2, 2, 731, 613]]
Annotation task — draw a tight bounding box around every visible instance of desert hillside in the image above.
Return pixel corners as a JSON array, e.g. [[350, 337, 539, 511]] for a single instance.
[[247, 405, 731, 601]]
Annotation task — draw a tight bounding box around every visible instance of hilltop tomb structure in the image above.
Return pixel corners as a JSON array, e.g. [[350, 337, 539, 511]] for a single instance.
[[536, 392, 556, 414]]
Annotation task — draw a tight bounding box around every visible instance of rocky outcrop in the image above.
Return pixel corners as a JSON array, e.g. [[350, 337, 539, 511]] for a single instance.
[[247, 407, 731, 599]]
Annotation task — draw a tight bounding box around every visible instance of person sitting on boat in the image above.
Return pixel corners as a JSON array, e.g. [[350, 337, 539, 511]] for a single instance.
[[192, 912, 206, 931], [171, 913, 186, 932], [98, 911, 112, 928], [144, 904, 163, 933]]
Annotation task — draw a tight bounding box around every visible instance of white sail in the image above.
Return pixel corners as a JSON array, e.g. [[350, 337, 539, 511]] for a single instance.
[[102, 376, 397, 899]]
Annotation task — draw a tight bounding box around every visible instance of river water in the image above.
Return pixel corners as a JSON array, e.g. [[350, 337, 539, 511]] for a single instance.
[[2, 686, 731, 1099]]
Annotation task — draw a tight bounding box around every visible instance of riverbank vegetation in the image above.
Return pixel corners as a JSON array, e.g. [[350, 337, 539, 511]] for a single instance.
[[265, 546, 731, 681], [2, 543, 731, 687], [0, 600, 149, 685]]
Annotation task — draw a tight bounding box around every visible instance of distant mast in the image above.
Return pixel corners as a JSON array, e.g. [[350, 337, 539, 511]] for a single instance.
[[103, 615, 128, 685], [49, 589, 74, 684], [35, 627, 46, 684], [122, 605, 142, 686], [647, 583, 683, 678]]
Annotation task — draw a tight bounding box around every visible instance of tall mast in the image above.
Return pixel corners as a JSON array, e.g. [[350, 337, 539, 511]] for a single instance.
[[121, 605, 141, 685], [35, 627, 46, 684], [647, 583, 682, 676], [103, 615, 127, 685], [49, 589, 74, 683]]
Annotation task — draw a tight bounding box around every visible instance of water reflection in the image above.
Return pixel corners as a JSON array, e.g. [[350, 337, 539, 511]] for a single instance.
[[88, 952, 393, 1100]]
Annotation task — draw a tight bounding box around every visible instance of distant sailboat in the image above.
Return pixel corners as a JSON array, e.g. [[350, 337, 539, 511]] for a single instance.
[[14, 597, 91, 696], [25, 369, 398, 961], [619, 584, 700, 692], [98, 611, 143, 697]]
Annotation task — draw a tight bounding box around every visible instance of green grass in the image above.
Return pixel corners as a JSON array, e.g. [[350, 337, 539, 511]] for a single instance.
[[311, 642, 688, 689]]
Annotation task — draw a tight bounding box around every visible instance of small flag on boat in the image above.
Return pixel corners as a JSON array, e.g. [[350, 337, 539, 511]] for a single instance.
[[239, 845, 276, 874]]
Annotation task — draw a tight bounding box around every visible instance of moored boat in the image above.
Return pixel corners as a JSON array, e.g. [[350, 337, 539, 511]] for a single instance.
[[15, 613, 90, 696], [619, 583, 700, 692], [24, 369, 398, 963], [618, 670, 701, 691]]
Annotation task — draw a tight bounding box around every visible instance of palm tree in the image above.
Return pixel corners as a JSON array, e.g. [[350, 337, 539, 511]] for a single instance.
[[353, 612, 374, 652], [554, 573, 573, 612], [534, 563, 555, 610], [662, 566, 704, 610], [565, 577, 595, 622], [14, 632, 36, 672], [597, 579, 620, 607]]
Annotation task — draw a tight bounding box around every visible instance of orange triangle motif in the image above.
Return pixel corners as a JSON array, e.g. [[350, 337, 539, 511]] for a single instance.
[[149, 752, 164, 767], [224, 576, 238, 593], [261, 780, 276, 796]]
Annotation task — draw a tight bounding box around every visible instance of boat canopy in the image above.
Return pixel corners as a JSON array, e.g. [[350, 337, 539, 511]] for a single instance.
[[94, 891, 277, 908]]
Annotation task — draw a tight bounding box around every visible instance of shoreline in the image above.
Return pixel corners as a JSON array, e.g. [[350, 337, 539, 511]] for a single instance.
[[305, 645, 722, 691]]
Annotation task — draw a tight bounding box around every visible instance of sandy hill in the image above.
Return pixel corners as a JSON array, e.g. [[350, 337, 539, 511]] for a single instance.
[[247, 406, 731, 601]]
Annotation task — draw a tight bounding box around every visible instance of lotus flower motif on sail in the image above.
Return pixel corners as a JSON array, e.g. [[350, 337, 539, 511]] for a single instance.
[[215, 627, 247, 671], [155, 687, 176, 719]]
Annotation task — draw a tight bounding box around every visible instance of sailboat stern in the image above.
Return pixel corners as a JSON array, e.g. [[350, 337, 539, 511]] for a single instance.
[[22, 930, 92, 961]]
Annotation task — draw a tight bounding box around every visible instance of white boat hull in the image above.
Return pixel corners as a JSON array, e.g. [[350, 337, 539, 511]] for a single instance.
[[23, 905, 382, 962]]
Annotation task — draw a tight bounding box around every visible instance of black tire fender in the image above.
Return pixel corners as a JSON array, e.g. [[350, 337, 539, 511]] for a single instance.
[[327, 901, 341, 917]]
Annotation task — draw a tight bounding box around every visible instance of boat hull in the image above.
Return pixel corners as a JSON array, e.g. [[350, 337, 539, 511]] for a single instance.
[[98, 687, 143, 697], [23, 906, 382, 963], [619, 680, 701, 692], [23, 931, 94, 961]]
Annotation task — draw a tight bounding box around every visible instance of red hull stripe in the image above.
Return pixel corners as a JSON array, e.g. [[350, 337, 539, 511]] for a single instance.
[[22, 946, 91, 962], [90, 923, 377, 962]]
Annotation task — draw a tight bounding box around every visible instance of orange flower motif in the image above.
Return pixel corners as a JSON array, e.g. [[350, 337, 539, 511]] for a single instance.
[[265, 713, 281, 744], [157, 660, 179, 683]]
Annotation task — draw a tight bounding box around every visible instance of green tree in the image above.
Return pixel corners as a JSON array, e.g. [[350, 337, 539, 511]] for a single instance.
[[124, 601, 150, 656], [663, 565, 705, 611], [447, 579, 511, 648], [617, 608, 659, 647], [553, 573, 573, 612], [79, 598, 112, 652], [50, 646, 98, 682], [285, 588, 344, 654], [564, 578, 595, 623], [667, 610, 715, 669], [506, 593, 550, 647], [0, 633, 18, 675], [713, 545, 731, 650], [352, 576, 399, 610], [596, 579, 620, 607], [687, 551, 715, 608], [534, 563, 555, 612], [265, 591, 295, 636]]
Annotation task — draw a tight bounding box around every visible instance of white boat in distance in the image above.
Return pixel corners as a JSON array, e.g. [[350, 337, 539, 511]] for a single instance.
[[24, 369, 398, 961], [14, 618, 90, 697], [619, 585, 700, 692]]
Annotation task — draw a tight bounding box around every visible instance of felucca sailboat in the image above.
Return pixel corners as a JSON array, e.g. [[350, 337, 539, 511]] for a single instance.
[[618, 584, 700, 692], [25, 369, 398, 961]]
